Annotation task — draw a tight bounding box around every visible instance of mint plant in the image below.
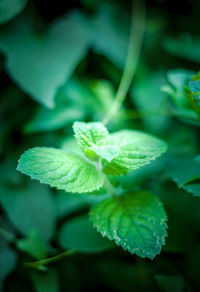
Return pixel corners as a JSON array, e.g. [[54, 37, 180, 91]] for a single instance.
[[2, 0, 200, 290], [162, 69, 200, 124], [17, 121, 167, 259]]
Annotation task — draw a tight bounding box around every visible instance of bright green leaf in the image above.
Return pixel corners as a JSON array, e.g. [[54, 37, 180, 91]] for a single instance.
[[73, 121, 120, 162], [90, 191, 168, 259], [0, 0, 27, 24], [103, 130, 167, 175], [17, 147, 104, 193], [88, 144, 120, 162], [59, 215, 113, 252], [73, 121, 108, 148], [73, 121, 109, 159]]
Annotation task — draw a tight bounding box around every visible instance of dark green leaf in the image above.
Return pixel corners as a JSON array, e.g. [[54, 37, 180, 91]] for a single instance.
[[31, 269, 59, 292], [90, 191, 168, 259], [59, 215, 113, 252], [155, 275, 184, 292], [17, 230, 48, 260], [0, 0, 27, 24], [0, 246, 17, 290], [0, 182, 56, 240], [0, 12, 91, 108]]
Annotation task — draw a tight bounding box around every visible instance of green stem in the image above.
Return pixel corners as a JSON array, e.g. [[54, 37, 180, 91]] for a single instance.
[[103, 0, 145, 125], [0, 228, 14, 242], [25, 249, 76, 270], [104, 176, 118, 198]]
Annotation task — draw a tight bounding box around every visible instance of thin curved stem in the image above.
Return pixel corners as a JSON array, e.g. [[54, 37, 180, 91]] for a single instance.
[[103, 0, 145, 125], [25, 249, 76, 270]]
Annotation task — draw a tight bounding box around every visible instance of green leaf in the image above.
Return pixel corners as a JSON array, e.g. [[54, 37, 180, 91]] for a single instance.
[[91, 80, 115, 114], [25, 106, 84, 133], [155, 275, 184, 292], [87, 144, 120, 162], [167, 156, 200, 196], [96, 259, 149, 292], [73, 121, 120, 162], [60, 137, 82, 154], [73, 121, 108, 148], [0, 0, 27, 24], [59, 215, 113, 252], [162, 69, 194, 108], [161, 185, 200, 253], [17, 147, 104, 193], [92, 3, 128, 68], [188, 80, 200, 96], [31, 269, 59, 292], [56, 191, 109, 218], [188, 80, 200, 119], [0, 182, 56, 240], [0, 246, 17, 290], [161, 69, 200, 125], [168, 156, 200, 186], [56, 78, 108, 119], [56, 192, 89, 218], [102, 130, 167, 175], [17, 230, 48, 260], [73, 121, 109, 159], [90, 191, 168, 259], [0, 11, 91, 108], [131, 71, 169, 133], [164, 35, 200, 63], [183, 184, 200, 197]]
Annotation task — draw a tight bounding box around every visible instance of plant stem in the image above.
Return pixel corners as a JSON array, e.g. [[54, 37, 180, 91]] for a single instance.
[[104, 176, 118, 198], [0, 228, 14, 242], [96, 158, 118, 197], [103, 0, 145, 125], [25, 249, 76, 270]]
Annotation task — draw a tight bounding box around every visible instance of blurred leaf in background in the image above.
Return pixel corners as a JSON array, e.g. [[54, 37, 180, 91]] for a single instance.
[[0, 11, 92, 108], [0, 0, 28, 24]]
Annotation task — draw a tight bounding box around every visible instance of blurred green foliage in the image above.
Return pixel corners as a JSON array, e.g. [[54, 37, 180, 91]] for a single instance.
[[0, 0, 200, 291]]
